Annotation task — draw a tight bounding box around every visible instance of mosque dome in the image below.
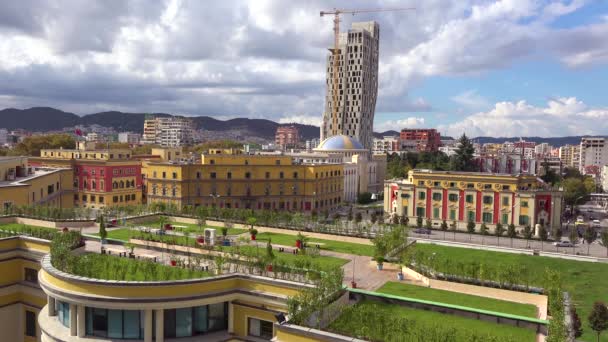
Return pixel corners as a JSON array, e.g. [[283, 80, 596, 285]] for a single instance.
[[316, 135, 365, 150]]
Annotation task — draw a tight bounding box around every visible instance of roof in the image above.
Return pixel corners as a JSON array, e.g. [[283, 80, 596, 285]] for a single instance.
[[316, 135, 365, 151]]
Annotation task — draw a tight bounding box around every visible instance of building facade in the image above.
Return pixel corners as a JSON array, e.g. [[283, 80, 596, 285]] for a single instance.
[[0, 157, 73, 210], [30, 143, 142, 209], [558, 144, 580, 169], [399, 129, 441, 152], [320, 21, 379, 150], [372, 136, 400, 153], [385, 169, 563, 231], [144, 150, 343, 213], [579, 137, 608, 175], [274, 126, 299, 149], [118, 132, 141, 145], [142, 117, 194, 147]]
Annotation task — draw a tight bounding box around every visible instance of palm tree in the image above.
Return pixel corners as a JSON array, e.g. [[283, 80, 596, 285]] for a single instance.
[[523, 225, 532, 248]]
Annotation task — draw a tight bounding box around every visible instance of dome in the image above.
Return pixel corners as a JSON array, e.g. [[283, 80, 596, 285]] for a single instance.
[[316, 135, 365, 150]]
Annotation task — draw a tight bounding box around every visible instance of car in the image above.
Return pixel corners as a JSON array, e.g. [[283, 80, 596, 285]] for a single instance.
[[414, 228, 432, 235], [553, 240, 575, 247], [592, 219, 601, 227], [576, 216, 584, 222]]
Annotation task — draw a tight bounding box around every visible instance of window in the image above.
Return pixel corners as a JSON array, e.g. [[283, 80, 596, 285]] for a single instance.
[[163, 303, 227, 338], [210, 172, 217, 179], [519, 215, 529, 225], [82, 195, 87, 202], [99, 196, 104, 203], [400, 193, 410, 198], [521, 201, 529, 208], [113, 196, 118, 203], [433, 181, 440, 187], [432, 193, 442, 201], [484, 184, 492, 189], [196, 172, 201, 179], [465, 194, 474, 203], [248, 318, 273, 340], [502, 213, 509, 224], [172, 172, 177, 179], [449, 209, 456, 220], [418, 181, 424, 186], [467, 210, 475, 222], [162, 172, 166, 179], [416, 207, 425, 217], [482, 212, 493, 223], [502, 185, 510, 190], [418, 192, 426, 200], [26, 310, 36, 337], [210, 160, 215, 165], [483, 196, 493, 204], [86, 307, 143, 339], [57, 301, 70, 328], [293, 172, 298, 179], [245, 172, 251, 179], [24, 267, 38, 284], [449, 182, 456, 187], [467, 183, 475, 189], [448, 194, 458, 202], [153, 171, 157, 178], [227, 172, 232, 179], [502, 197, 510, 206], [275, 160, 281, 165], [279, 172, 284, 179], [265, 172, 270, 179], [74, 194, 79, 201], [433, 207, 440, 219]]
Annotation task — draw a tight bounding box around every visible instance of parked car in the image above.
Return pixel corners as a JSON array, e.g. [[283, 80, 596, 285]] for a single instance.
[[553, 240, 575, 247], [592, 219, 601, 227], [414, 228, 432, 235]]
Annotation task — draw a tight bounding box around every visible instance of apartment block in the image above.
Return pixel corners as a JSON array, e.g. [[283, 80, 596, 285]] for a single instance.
[[579, 137, 608, 175], [118, 132, 141, 145], [320, 21, 379, 150], [400, 129, 441, 152], [558, 144, 580, 169], [143, 117, 194, 147], [274, 125, 299, 149]]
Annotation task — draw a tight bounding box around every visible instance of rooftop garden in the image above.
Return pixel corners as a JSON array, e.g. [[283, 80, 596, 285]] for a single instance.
[[0, 223, 67, 240], [377, 282, 537, 318], [328, 300, 536, 342], [407, 243, 608, 342]]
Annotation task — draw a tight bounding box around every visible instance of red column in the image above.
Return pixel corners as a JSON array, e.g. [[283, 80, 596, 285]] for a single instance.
[[426, 188, 432, 218], [458, 190, 465, 221], [476, 191, 482, 222], [493, 192, 500, 224], [442, 189, 448, 220]]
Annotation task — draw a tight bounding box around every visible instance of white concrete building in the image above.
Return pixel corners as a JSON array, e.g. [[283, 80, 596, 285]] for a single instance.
[[373, 136, 399, 153], [142, 117, 194, 147], [0, 129, 8, 146], [118, 132, 141, 145], [579, 137, 608, 175], [558, 144, 580, 169], [534, 143, 553, 157], [602, 165, 608, 192], [320, 21, 379, 150]]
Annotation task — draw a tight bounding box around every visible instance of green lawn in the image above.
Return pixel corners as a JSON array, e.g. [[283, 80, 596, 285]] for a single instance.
[[134, 219, 246, 236], [255, 232, 374, 256], [377, 282, 537, 318], [0, 223, 60, 240], [413, 243, 608, 342], [329, 300, 536, 342]]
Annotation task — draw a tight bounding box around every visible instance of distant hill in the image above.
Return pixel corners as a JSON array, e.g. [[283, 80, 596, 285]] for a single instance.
[[0, 107, 320, 141], [373, 130, 400, 138]]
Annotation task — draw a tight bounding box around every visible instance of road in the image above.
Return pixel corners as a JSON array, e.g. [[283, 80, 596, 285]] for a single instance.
[[411, 229, 608, 258]]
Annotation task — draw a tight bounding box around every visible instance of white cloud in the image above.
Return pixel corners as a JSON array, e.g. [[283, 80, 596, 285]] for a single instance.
[[451, 90, 489, 109], [439, 97, 608, 137], [278, 115, 322, 127], [375, 117, 425, 132]]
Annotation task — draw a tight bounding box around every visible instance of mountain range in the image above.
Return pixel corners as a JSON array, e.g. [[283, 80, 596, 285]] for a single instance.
[[0, 107, 602, 146]]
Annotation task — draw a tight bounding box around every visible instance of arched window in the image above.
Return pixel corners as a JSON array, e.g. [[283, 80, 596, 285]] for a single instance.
[[113, 181, 118, 189], [120, 181, 124, 188], [91, 181, 96, 190]]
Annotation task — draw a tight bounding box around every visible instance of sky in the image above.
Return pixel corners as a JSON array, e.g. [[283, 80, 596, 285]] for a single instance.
[[1, 0, 608, 137]]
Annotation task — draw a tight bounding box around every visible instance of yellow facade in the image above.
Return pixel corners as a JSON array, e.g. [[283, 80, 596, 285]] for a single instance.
[[144, 152, 344, 212], [0, 156, 73, 209]]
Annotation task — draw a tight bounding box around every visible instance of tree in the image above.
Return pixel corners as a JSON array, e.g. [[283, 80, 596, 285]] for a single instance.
[[440, 220, 448, 240], [466, 221, 475, 241], [357, 192, 373, 204], [266, 239, 275, 262], [552, 225, 563, 244], [600, 231, 608, 257], [425, 218, 432, 230], [507, 223, 517, 247], [158, 215, 168, 231], [246, 217, 257, 230], [584, 227, 597, 255], [523, 225, 533, 248], [479, 223, 489, 244], [399, 215, 408, 227], [392, 215, 400, 225], [539, 224, 548, 251], [569, 227, 580, 255], [494, 222, 505, 246], [416, 216, 423, 228], [562, 177, 590, 207], [450, 134, 476, 171], [540, 158, 561, 185], [570, 306, 583, 338], [355, 212, 363, 223], [10, 133, 75, 156], [450, 221, 457, 241], [588, 301, 608, 342], [98, 216, 107, 244]]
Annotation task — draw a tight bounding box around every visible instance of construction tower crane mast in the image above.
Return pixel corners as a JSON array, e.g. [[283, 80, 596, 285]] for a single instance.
[[320, 7, 414, 137]]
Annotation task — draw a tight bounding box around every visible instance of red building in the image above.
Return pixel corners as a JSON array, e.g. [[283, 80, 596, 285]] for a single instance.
[[399, 129, 441, 152], [275, 126, 299, 149]]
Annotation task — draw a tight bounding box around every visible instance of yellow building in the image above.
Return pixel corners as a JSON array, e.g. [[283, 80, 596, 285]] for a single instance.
[[144, 150, 343, 212], [385, 169, 563, 231], [0, 235, 50, 342], [0, 156, 73, 210]]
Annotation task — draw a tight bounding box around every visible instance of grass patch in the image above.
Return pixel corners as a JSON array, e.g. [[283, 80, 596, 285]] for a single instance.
[[0, 223, 61, 240], [329, 300, 535, 342], [377, 282, 537, 318], [414, 243, 608, 342], [68, 253, 211, 281], [256, 232, 374, 256], [135, 219, 246, 236]]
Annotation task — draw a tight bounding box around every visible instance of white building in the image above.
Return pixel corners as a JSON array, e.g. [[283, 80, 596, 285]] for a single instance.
[[0, 129, 8, 146], [534, 143, 553, 157], [320, 21, 379, 150], [118, 132, 141, 145], [373, 136, 399, 153], [579, 137, 608, 175], [142, 117, 194, 147], [602, 165, 608, 192]]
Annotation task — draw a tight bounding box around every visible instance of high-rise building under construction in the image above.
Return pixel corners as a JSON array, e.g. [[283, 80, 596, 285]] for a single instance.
[[320, 21, 379, 150]]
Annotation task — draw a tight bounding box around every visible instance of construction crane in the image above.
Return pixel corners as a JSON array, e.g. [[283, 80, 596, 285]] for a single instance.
[[320, 7, 415, 137]]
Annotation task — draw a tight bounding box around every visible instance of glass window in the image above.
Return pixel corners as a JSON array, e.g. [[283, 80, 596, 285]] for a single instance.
[[502, 197, 510, 206], [465, 194, 474, 203], [482, 212, 493, 223], [483, 196, 493, 204], [519, 215, 529, 225], [108, 310, 122, 338], [25, 310, 36, 337], [24, 267, 38, 283], [248, 318, 273, 340], [194, 306, 208, 334], [502, 213, 509, 224], [432, 193, 442, 201], [416, 207, 425, 217], [484, 184, 492, 189], [208, 303, 227, 331], [448, 194, 458, 202], [418, 192, 426, 200], [175, 308, 192, 337], [467, 210, 475, 222], [449, 209, 456, 220], [433, 207, 440, 219], [57, 301, 70, 328], [521, 201, 529, 208]]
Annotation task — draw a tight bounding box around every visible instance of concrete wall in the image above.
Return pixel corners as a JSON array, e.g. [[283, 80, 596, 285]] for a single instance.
[[0, 303, 21, 342]]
